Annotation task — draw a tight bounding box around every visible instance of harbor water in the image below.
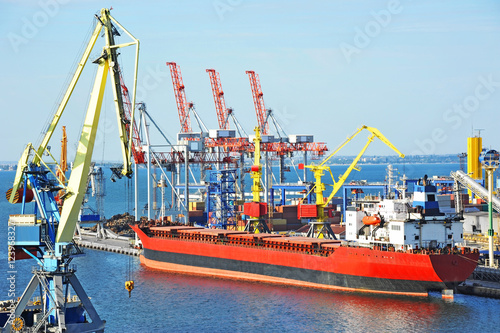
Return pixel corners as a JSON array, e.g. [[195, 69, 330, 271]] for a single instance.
[[2, 163, 500, 332]]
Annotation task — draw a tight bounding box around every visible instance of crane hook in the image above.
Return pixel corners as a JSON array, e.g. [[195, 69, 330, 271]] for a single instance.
[[125, 280, 134, 298]]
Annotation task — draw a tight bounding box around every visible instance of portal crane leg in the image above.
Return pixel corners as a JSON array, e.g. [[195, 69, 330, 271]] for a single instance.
[[2, 269, 105, 333]]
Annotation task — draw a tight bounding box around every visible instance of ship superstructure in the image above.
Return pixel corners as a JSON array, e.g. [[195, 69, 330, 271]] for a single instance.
[[346, 177, 464, 252]]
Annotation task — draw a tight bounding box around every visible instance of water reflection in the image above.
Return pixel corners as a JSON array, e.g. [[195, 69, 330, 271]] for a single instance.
[[135, 267, 476, 333]]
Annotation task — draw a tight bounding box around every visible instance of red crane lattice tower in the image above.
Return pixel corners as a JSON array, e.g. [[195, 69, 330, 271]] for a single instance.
[[206, 69, 250, 154], [167, 62, 193, 133], [245, 70, 328, 158], [206, 69, 229, 130], [246, 70, 269, 135]]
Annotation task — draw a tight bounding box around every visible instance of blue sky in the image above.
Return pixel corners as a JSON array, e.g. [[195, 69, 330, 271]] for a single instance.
[[1, 0, 500, 162]]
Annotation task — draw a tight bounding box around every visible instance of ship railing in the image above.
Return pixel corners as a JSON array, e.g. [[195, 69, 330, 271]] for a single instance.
[[372, 239, 462, 254], [472, 264, 500, 282], [151, 230, 336, 256]]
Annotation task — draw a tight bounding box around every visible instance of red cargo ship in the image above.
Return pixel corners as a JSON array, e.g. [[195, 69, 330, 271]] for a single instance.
[[131, 225, 478, 297], [131, 180, 479, 296]]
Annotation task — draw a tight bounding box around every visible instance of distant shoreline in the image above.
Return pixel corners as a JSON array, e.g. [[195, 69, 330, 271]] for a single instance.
[[0, 156, 462, 170], [0, 161, 463, 172]]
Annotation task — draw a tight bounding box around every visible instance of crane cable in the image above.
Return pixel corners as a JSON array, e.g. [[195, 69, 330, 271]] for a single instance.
[[125, 250, 134, 297], [124, 175, 134, 297]]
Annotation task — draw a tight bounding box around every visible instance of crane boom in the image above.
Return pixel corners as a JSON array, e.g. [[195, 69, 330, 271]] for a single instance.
[[318, 125, 404, 167], [105, 18, 134, 177], [56, 58, 109, 242], [8, 10, 139, 203], [7, 21, 103, 204], [246, 70, 269, 135], [207, 69, 229, 130], [302, 125, 405, 221], [167, 62, 193, 133], [32, 22, 103, 166], [56, 9, 139, 242]]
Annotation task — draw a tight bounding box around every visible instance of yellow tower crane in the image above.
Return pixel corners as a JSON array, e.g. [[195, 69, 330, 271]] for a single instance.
[[299, 125, 405, 238], [243, 127, 270, 233], [251, 126, 263, 202]]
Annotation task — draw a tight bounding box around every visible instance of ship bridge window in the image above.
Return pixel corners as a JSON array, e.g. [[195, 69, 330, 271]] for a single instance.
[[391, 225, 401, 231], [448, 234, 453, 239], [427, 194, 436, 201], [415, 235, 420, 240]]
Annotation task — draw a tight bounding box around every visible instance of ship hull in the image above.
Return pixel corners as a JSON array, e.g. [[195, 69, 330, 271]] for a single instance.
[[132, 226, 478, 296]]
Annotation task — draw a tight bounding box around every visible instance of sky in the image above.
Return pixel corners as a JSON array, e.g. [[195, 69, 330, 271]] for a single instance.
[[1, 0, 500, 162]]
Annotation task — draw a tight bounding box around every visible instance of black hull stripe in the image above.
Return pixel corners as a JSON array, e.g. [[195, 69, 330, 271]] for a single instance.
[[143, 248, 449, 293]]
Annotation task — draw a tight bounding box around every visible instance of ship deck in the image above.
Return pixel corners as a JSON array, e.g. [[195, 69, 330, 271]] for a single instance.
[[148, 226, 343, 255]]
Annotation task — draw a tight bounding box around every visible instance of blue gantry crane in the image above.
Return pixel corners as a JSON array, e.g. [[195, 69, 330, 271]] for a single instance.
[[4, 8, 139, 332], [206, 169, 237, 229]]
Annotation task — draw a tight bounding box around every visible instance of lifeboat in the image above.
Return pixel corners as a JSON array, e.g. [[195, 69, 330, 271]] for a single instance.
[[362, 215, 381, 226]]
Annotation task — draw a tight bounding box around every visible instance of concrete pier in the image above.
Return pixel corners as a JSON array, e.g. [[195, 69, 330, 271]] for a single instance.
[[458, 265, 500, 299], [75, 234, 140, 256], [458, 280, 500, 299]]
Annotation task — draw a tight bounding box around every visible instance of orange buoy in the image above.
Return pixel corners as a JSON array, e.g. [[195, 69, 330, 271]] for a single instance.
[[362, 215, 381, 226]]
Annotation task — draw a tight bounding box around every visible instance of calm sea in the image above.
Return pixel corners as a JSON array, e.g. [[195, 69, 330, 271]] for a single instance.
[[2, 163, 500, 332]]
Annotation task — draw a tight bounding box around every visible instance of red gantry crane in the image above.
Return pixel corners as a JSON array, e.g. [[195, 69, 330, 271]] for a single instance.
[[245, 70, 328, 185], [167, 61, 209, 138], [206, 69, 249, 153]]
